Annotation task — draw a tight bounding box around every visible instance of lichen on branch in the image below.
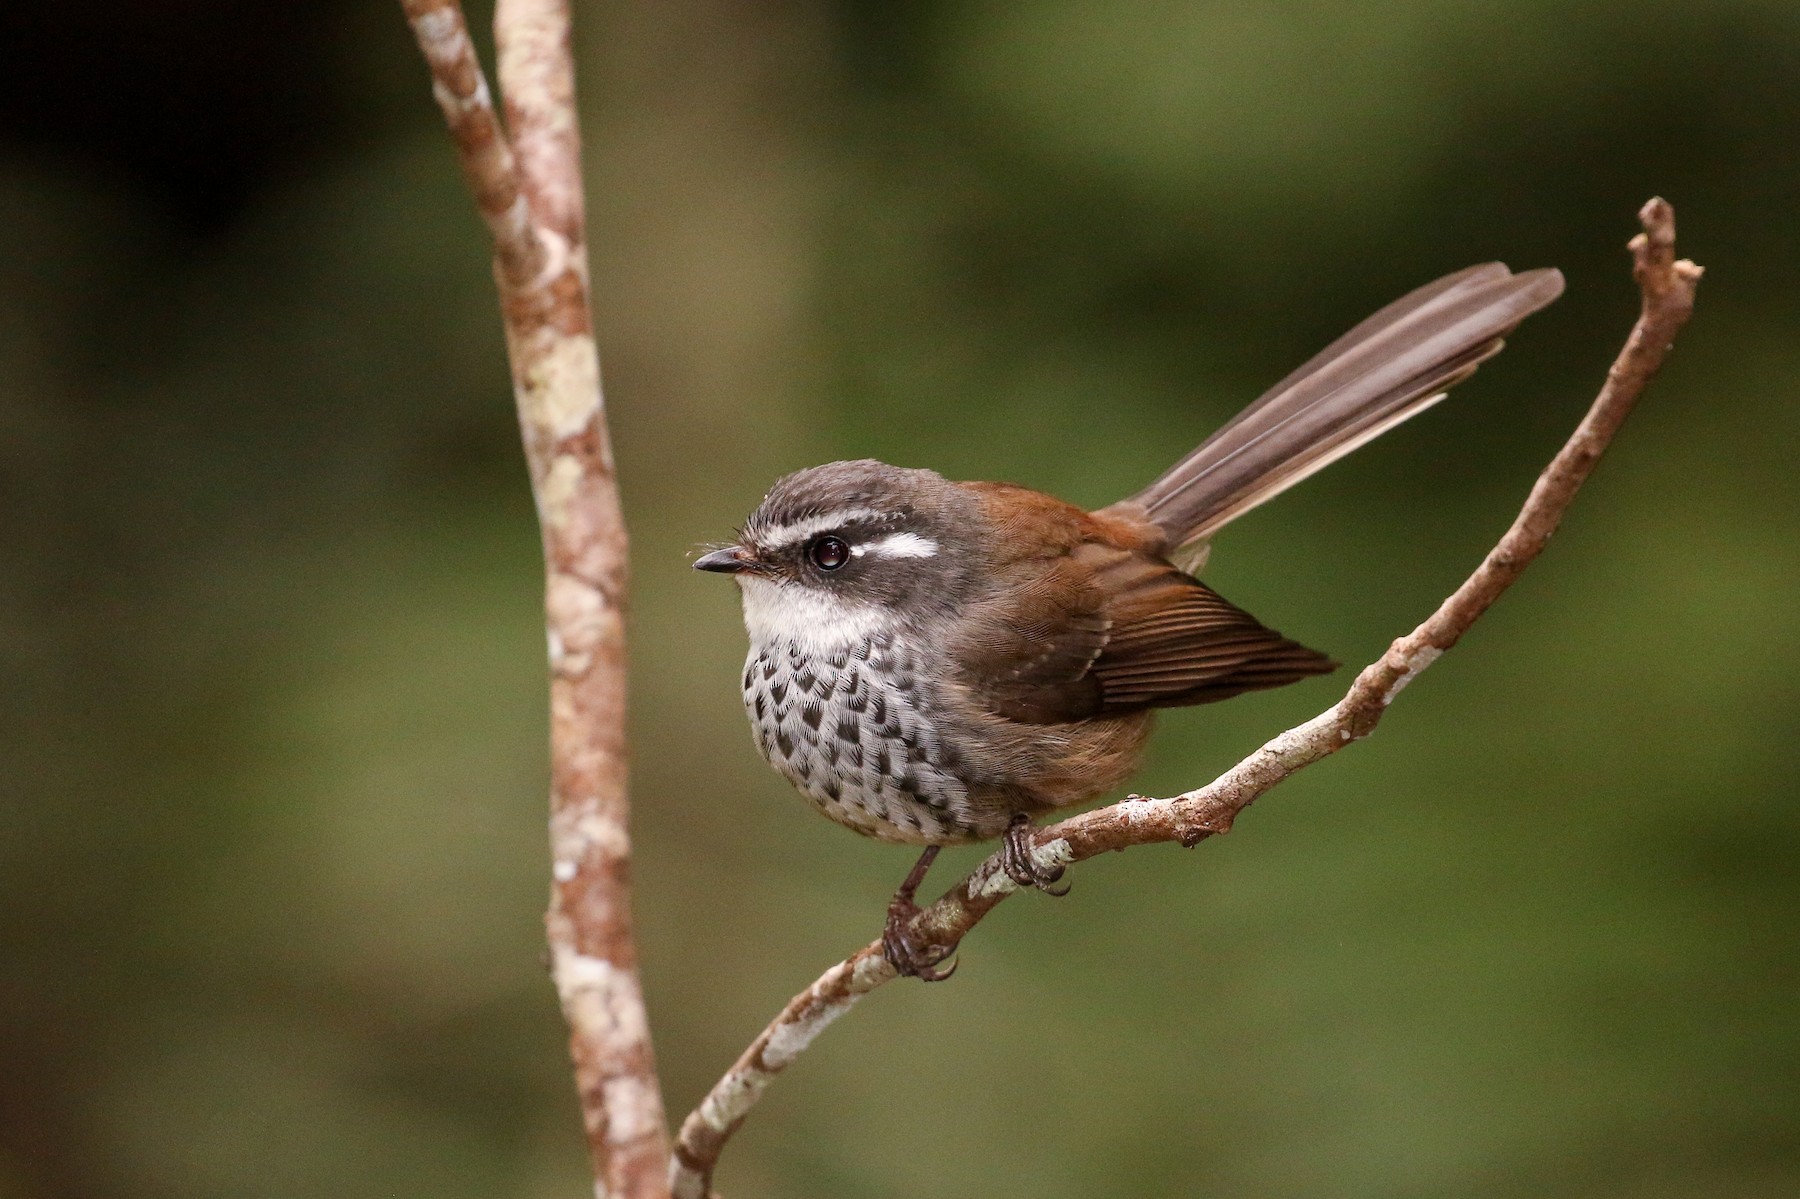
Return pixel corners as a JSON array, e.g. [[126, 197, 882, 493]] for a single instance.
[[401, 1, 671, 1195]]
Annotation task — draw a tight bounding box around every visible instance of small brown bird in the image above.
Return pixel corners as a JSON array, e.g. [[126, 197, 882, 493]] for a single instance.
[[696, 263, 1563, 976]]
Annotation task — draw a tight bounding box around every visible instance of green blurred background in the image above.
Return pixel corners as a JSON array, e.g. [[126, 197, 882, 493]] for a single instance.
[[3, 1, 1797, 1196]]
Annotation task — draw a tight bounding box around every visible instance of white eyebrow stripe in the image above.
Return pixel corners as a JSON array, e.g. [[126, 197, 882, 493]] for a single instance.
[[759, 508, 889, 549], [856, 531, 938, 559]]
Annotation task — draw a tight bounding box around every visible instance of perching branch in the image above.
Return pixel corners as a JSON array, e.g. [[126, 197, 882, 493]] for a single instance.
[[670, 198, 1702, 1199], [401, 3, 673, 1196]]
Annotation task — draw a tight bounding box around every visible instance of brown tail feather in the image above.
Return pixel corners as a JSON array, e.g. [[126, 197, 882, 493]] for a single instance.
[[1112, 264, 1564, 550]]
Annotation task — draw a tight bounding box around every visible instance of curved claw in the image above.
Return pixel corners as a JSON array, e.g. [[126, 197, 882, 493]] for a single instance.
[[913, 951, 959, 983], [1001, 815, 1072, 895], [883, 899, 959, 981]]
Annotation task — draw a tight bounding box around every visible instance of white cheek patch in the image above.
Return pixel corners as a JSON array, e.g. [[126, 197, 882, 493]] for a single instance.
[[853, 532, 938, 560]]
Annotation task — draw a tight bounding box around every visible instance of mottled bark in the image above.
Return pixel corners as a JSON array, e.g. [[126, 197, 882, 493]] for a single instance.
[[671, 199, 1702, 1199], [401, 2, 671, 1195]]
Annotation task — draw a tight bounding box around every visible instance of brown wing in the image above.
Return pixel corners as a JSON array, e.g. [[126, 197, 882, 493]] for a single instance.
[[1081, 545, 1336, 712], [952, 532, 1112, 724], [954, 483, 1335, 723]]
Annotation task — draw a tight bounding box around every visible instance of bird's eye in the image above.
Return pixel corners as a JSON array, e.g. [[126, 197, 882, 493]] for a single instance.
[[808, 535, 851, 571]]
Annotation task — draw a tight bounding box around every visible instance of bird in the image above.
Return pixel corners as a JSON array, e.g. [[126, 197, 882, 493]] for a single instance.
[[695, 262, 1564, 978]]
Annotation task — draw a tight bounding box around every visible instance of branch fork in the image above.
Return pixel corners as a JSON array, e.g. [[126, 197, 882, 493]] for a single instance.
[[401, 2, 669, 1196]]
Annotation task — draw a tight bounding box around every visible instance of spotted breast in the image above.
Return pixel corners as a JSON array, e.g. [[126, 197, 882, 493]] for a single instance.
[[741, 627, 975, 844]]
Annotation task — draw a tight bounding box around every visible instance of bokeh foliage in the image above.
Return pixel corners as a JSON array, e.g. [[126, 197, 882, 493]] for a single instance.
[[2, 2, 1796, 1197]]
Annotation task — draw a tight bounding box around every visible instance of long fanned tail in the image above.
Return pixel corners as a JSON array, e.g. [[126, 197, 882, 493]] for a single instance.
[[1117, 263, 1565, 551]]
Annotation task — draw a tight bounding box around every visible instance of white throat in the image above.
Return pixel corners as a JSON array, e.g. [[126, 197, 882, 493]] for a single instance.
[[738, 575, 884, 652]]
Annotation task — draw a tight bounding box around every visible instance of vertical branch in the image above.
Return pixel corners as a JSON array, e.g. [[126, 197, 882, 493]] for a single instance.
[[402, 1, 672, 1195], [403, 0, 543, 286], [495, 0, 588, 246]]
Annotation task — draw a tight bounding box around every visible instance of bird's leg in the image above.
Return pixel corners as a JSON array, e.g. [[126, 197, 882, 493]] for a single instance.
[[1001, 814, 1071, 895], [883, 845, 957, 981]]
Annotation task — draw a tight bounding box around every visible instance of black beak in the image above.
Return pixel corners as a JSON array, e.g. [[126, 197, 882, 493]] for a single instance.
[[694, 546, 753, 574]]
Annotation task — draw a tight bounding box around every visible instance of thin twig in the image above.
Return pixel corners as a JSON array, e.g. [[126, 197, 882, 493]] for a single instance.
[[670, 198, 1702, 1199], [402, 2, 673, 1196], [401, 0, 543, 287]]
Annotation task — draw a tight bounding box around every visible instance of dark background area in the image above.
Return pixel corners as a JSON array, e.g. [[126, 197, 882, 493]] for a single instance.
[[2, 2, 1796, 1197]]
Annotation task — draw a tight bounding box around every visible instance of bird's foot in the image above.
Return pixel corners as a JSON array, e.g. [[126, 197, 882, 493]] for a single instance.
[[1001, 814, 1071, 895], [882, 846, 958, 982], [883, 895, 958, 981]]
